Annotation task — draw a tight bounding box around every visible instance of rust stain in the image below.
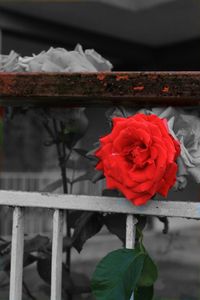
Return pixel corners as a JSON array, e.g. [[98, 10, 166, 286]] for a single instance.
[[132, 86, 144, 91], [97, 74, 106, 81], [116, 75, 129, 81], [162, 85, 170, 93], [148, 74, 157, 80]]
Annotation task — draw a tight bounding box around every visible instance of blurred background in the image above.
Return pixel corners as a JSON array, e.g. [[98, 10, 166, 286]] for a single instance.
[[1, 0, 200, 70], [1, 1, 200, 299]]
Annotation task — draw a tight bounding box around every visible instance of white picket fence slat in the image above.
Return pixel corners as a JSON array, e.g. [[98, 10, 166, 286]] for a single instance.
[[9, 207, 24, 300], [126, 215, 137, 300], [51, 209, 64, 300]]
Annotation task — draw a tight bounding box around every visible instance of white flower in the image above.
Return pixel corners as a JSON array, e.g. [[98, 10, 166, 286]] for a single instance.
[[0, 51, 22, 72], [84, 47, 113, 71], [17, 44, 112, 72], [109, 106, 200, 190], [1, 44, 112, 73], [148, 107, 200, 188]]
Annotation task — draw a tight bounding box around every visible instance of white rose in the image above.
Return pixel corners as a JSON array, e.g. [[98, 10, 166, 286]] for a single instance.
[[150, 107, 200, 187], [17, 44, 112, 73]]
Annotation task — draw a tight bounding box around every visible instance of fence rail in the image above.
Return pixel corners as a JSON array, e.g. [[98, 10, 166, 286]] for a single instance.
[[0, 190, 200, 219], [1, 72, 200, 106], [0, 171, 105, 235]]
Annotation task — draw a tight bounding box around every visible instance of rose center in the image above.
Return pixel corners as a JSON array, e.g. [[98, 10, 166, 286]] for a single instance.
[[126, 143, 149, 168]]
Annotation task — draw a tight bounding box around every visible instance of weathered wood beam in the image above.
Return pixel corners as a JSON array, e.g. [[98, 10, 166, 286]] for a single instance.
[[0, 72, 200, 106]]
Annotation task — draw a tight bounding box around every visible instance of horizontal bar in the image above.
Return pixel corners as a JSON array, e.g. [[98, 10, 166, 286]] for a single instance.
[[0, 72, 200, 106], [0, 190, 200, 219], [9, 207, 24, 300]]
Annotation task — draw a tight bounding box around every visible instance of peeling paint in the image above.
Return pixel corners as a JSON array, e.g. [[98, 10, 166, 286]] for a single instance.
[[116, 75, 129, 81], [132, 86, 144, 91], [162, 86, 170, 93], [97, 74, 106, 81]]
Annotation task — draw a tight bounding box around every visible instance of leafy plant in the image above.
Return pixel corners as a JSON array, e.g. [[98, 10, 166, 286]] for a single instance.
[[1, 107, 159, 300], [91, 229, 158, 300]]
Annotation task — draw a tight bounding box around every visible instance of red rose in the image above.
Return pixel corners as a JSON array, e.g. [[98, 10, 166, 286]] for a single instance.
[[95, 113, 180, 206]]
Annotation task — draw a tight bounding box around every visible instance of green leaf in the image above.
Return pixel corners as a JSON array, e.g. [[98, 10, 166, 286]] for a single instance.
[[59, 131, 83, 149], [138, 253, 158, 287], [0, 241, 10, 253], [37, 258, 52, 284], [70, 271, 91, 294], [92, 170, 104, 183], [72, 212, 103, 252], [92, 248, 145, 300], [0, 252, 37, 272], [72, 169, 103, 184], [136, 216, 147, 232], [41, 179, 63, 192], [73, 148, 88, 157], [63, 236, 73, 250], [23, 254, 37, 267], [103, 214, 146, 245], [73, 148, 97, 162], [53, 108, 88, 148], [105, 107, 137, 121], [102, 189, 122, 197], [24, 235, 50, 253], [103, 213, 126, 244], [0, 254, 11, 271], [72, 171, 94, 184], [135, 285, 154, 300], [0, 240, 38, 271], [68, 211, 83, 228], [157, 216, 169, 234], [37, 258, 74, 292]]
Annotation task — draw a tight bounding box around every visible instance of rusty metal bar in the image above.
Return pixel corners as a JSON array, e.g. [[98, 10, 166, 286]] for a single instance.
[[0, 72, 200, 106]]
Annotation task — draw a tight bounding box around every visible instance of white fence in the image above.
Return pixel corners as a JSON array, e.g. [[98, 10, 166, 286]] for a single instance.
[[0, 172, 105, 235], [0, 190, 200, 300]]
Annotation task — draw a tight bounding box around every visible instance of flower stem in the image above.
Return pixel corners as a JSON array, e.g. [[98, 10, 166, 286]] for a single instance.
[[52, 119, 72, 300]]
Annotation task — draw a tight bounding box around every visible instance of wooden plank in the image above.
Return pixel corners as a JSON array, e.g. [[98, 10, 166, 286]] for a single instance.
[[126, 214, 137, 249], [0, 190, 200, 219], [9, 207, 24, 300], [126, 215, 137, 300], [51, 209, 64, 300], [0, 72, 200, 106]]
